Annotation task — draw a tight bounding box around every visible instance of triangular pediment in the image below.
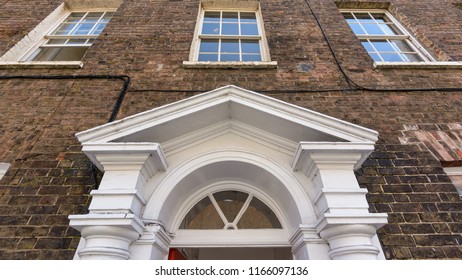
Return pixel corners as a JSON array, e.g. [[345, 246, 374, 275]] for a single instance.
[[76, 85, 378, 146]]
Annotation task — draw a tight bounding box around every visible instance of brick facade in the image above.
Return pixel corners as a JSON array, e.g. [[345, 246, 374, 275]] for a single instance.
[[0, 0, 461, 259]]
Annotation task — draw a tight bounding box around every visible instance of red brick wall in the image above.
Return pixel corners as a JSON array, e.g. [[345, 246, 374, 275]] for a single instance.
[[1, 0, 461, 259]]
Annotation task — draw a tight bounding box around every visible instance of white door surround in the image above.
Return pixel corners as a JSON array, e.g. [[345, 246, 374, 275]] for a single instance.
[[69, 85, 388, 260]]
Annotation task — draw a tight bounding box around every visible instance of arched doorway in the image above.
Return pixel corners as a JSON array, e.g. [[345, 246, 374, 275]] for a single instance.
[[69, 85, 387, 260]]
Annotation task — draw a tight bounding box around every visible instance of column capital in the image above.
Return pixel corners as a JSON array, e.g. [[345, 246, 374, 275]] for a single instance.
[[292, 142, 375, 177], [81, 142, 168, 176]]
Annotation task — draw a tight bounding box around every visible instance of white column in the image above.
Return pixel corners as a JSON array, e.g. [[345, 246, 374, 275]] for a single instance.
[[293, 142, 388, 260], [69, 143, 168, 260]]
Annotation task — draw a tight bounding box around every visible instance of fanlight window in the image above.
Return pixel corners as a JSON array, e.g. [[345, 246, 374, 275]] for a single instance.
[[180, 191, 282, 230]]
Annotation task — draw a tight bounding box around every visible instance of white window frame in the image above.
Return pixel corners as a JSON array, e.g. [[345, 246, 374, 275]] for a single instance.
[[183, 1, 277, 69], [0, 163, 10, 181], [0, 1, 121, 68], [340, 9, 435, 63], [444, 167, 462, 196]]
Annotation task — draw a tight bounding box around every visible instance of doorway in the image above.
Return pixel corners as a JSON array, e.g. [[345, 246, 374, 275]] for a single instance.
[[170, 247, 293, 260]]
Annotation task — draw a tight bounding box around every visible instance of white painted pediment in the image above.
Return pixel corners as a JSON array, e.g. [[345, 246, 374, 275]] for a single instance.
[[76, 85, 378, 146]]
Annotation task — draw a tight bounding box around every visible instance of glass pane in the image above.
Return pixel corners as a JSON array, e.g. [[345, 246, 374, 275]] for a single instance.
[[203, 11, 220, 22], [199, 39, 219, 52], [198, 53, 218, 61], [361, 41, 374, 52], [240, 12, 257, 23], [213, 191, 248, 223], [380, 53, 405, 62], [379, 23, 399, 35], [202, 22, 220, 35], [369, 53, 382, 62], [362, 23, 385, 35], [64, 13, 86, 23], [354, 13, 374, 23], [221, 39, 239, 53], [221, 54, 240, 61], [403, 53, 422, 62], [237, 197, 282, 229], [73, 23, 94, 35], [66, 39, 87, 45], [52, 23, 76, 35], [242, 54, 261, 61], [221, 23, 239, 35], [241, 23, 259, 35], [370, 14, 391, 24], [348, 23, 365, 35], [46, 39, 67, 45], [103, 12, 115, 19], [370, 40, 395, 52], [82, 12, 103, 23], [222, 12, 238, 22], [241, 40, 260, 53], [31, 46, 88, 61], [390, 40, 414, 52], [92, 23, 107, 35], [342, 12, 356, 22], [180, 196, 224, 229]]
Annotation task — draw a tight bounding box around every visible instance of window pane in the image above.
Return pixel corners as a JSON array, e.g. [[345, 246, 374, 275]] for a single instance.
[[213, 191, 248, 223], [369, 53, 382, 62], [402, 53, 422, 62], [221, 54, 240, 61], [83, 12, 103, 23], [198, 53, 218, 61], [199, 39, 219, 52], [66, 39, 88, 45], [390, 40, 414, 52], [46, 39, 67, 45], [379, 23, 399, 35], [241, 23, 259, 35], [370, 40, 395, 52], [204, 11, 220, 22], [380, 53, 405, 62], [361, 41, 374, 52], [221, 39, 239, 53], [92, 23, 107, 35], [221, 23, 239, 35], [222, 12, 238, 22], [65, 13, 86, 23], [52, 23, 76, 35], [241, 40, 260, 53], [348, 23, 366, 35], [354, 13, 374, 23], [237, 197, 282, 229], [31, 46, 88, 61], [362, 23, 385, 35], [202, 22, 220, 34], [240, 12, 257, 23], [242, 54, 261, 61], [73, 23, 94, 35], [180, 196, 224, 229]]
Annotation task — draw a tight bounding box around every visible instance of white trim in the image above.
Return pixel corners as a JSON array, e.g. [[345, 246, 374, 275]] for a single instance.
[[183, 61, 277, 68], [171, 229, 289, 247], [0, 61, 83, 68], [444, 167, 462, 175], [75, 85, 379, 144], [374, 61, 462, 69]]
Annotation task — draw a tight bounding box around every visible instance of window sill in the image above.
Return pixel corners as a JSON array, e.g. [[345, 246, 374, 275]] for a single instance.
[[0, 61, 83, 69], [374, 61, 462, 69], [183, 61, 278, 69]]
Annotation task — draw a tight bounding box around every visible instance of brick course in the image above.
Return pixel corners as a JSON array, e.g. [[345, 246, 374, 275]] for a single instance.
[[1, 0, 462, 259]]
